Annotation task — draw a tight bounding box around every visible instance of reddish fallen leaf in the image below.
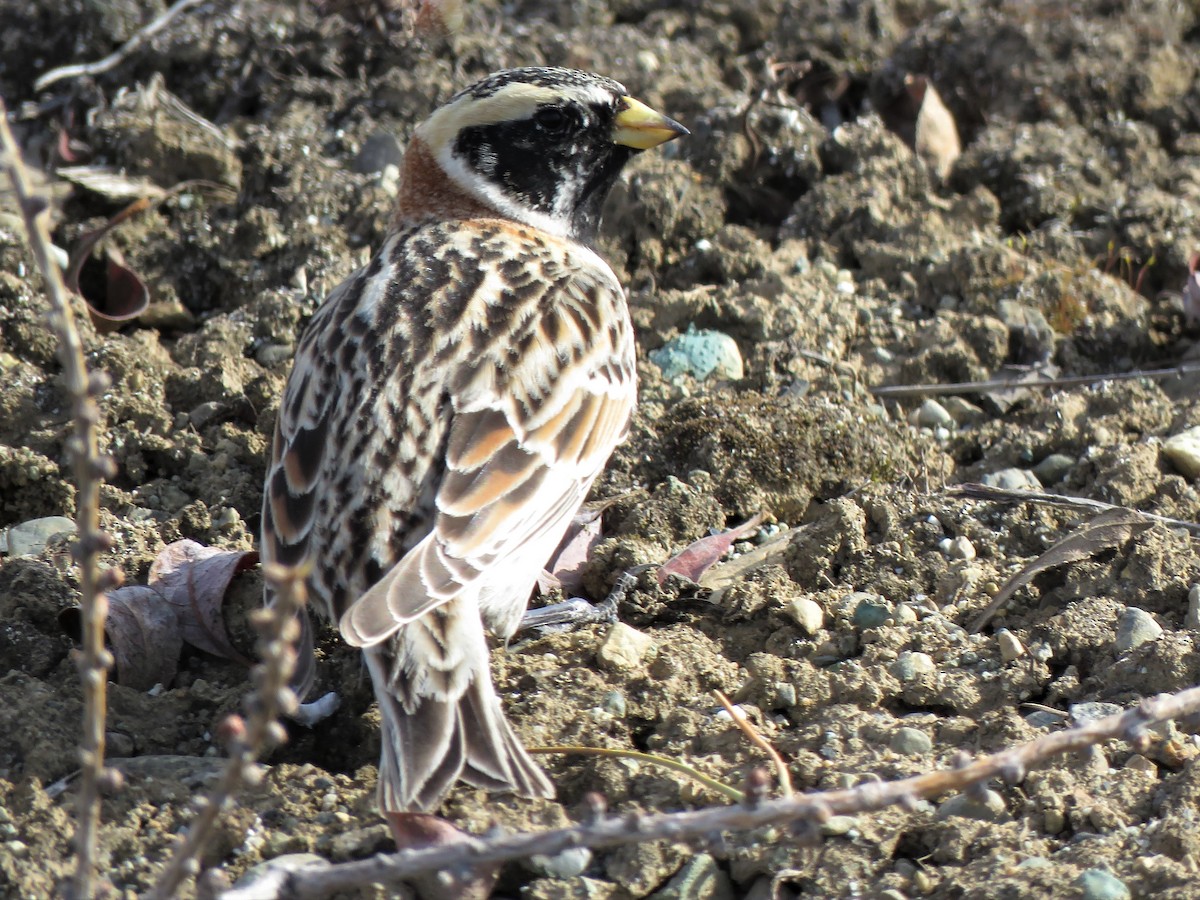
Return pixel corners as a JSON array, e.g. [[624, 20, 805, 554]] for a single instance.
[[540, 506, 604, 595], [657, 512, 766, 586], [149, 539, 257, 665], [60, 586, 182, 690], [1184, 252, 1200, 325], [385, 813, 498, 899]]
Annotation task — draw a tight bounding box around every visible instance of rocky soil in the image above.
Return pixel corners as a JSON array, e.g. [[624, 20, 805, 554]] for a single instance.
[[4, 0, 1200, 897]]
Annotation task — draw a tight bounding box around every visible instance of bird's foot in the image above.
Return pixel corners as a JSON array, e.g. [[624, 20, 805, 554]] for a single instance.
[[519, 571, 636, 635]]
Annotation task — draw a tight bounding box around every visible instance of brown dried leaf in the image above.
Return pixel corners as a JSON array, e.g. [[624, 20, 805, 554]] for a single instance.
[[908, 75, 961, 180], [969, 509, 1153, 632], [658, 512, 765, 586], [1184, 252, 1200, 325], [149, 539, 257, 664], [544, 506, 604, 595], [56, 166, 167, 201], [59, 586, 181, 690]]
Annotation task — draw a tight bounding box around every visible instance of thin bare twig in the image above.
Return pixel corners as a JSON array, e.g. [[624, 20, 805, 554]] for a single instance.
[[713, 689, 793, 798], [530, 746, 744, 803], [146, 563, 307, 900], [870, 362, 1200, 399], [0, 97, 117, 900], [214, 685, 1200, 899], [949, 482, 1200, 536], [34, 0, 208, 91]]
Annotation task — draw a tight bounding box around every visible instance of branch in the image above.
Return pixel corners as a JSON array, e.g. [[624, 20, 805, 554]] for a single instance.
[[34, 0, 209, 92], [0, 97, 118, 900], [145, 564, 307, 899], [215, 685, 1200, 899], [949, 482, 1200, 536], [870, 362, 1200, 399]]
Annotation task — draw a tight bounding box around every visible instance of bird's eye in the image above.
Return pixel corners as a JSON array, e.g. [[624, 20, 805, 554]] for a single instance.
[[534, 106, 572, 136]]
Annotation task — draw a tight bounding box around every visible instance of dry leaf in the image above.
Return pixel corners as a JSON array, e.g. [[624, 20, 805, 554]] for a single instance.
[[1184, 252, 1200, 325], [970, 509, 1153, 632], [542, 507, 604, 595], [149, 539, 257, 664], [60, 586, 182, 690], [56, 166, 167, 202], [658, 512, 765, 586], [908, 75, 961, 179]]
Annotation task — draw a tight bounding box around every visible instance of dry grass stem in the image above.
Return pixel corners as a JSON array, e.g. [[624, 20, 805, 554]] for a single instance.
[[34, 0, 208, 91], [713, 689, 793, 797], [0, 95, 116, 900], [146, 563, 308, 899], [870, 362, 1200, 399], [214, 684, 1200, 899], [950, 482, 1200, 535]]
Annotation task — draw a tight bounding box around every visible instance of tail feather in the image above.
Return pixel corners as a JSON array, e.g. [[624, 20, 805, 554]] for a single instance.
[[364, 641, 554, 813]]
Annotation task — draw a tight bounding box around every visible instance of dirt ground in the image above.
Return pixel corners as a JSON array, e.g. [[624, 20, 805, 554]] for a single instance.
[[4, 0, 1200, 897]]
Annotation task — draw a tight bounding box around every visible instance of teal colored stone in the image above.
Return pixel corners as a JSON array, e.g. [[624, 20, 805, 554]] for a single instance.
[[649, 326, 743, 382], [1076, 869, 1130, 900]]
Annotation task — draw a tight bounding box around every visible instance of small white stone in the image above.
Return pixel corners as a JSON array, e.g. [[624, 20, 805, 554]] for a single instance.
[[1163, 425, 1200, 479], [945, 536, 976, 561], [915, 399, 954, 429], [596, 623, 657, 671], [996, 628, 1025, 662], [785, 597, 825, 635], [1186, 584, 1200, 630]]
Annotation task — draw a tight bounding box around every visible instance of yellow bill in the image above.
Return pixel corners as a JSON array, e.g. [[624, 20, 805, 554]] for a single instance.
[[613, 96, 689, 150]]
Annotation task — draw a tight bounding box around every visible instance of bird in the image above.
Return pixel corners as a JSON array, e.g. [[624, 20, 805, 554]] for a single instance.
[[261, 66, 687, 814]]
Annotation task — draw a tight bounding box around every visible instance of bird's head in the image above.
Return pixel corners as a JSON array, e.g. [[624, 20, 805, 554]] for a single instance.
[[409, 66, 688, 243]]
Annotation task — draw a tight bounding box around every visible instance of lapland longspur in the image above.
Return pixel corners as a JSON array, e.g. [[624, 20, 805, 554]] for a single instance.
[[261, 67, 687, 813]]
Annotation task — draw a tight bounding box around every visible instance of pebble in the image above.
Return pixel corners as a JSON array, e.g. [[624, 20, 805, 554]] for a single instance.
[[892, 651, 936, 681], [890, 727, 933, 755], [602, 690, 627, 717], [893, 602, 919, 624], [852, 594, 892, 629], [1123, 753, 1157, 775], [1070, 702, 1122, 727], [819, 815, 858, 837], [1042, 808, 1066, 834], [981, 467, 1042, 491], [255, 342, 295, 366], [936, 789, 1007, 822], [1187, 584, 1200, 630], [913, 399, 954, 429], [596, 623, 657, 670], [3, 516, 76, 556], [650, 853, 733, 900], [1076, 869, 1131, 900], [943, 536, 976, 561], [1017, 856, 1050, 870], [1163, 425, 1200, 479], [106, 731, 135, 757], [648, 326, 744, 382], [352, 131, 404, 174], [1033, 453, 1075, 484], [941, 396, 984, 425], [530, 847, 593, 879], [1114, 607, 1162, 653], [996, 629, 1025, 662], [785, 597, 825, 634]]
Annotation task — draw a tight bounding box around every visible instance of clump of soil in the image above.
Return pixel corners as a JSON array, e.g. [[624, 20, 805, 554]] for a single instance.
[[3, 1, 1200, 897]]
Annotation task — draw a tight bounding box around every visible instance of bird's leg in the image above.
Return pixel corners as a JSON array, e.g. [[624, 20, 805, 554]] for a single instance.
[[518, 570, 636, 634]]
